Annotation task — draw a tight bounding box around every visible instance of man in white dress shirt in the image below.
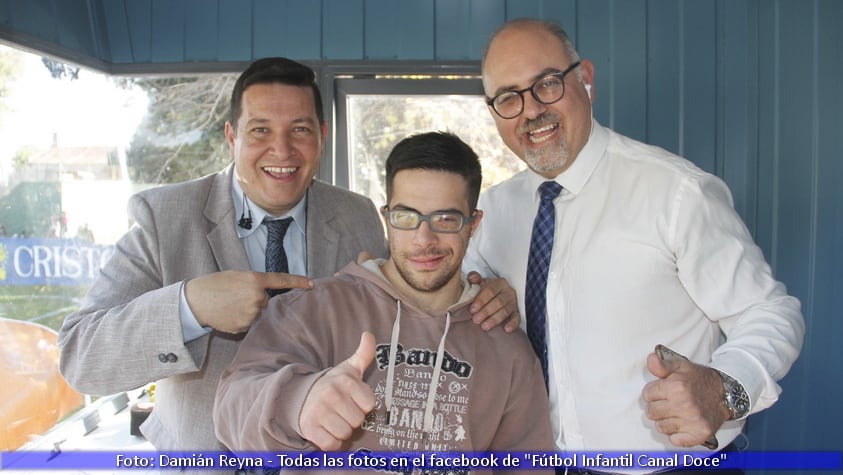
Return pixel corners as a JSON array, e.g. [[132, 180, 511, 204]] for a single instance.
[[463, 18, 804, 474]]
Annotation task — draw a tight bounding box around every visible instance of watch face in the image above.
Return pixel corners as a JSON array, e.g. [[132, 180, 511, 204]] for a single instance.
[[728, 383, 750, 418]]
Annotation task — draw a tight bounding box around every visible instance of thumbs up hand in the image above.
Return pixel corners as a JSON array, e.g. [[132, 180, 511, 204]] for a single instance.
[[299, 332, 377, 450], [641, 346, 731, 448]]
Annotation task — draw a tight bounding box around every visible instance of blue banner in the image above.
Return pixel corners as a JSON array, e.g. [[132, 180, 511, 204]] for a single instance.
[[0, 238, 114, 286], [1, 451, 841, 471]]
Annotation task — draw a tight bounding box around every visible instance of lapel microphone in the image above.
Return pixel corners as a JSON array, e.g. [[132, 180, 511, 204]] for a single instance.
[[238, 191, 253, 229]]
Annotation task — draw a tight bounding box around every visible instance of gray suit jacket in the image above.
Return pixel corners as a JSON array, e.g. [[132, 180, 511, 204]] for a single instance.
[[58, 164, 387, 451]]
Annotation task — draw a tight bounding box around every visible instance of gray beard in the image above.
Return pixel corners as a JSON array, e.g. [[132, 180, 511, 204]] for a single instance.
[[524, 139, 571, 174]]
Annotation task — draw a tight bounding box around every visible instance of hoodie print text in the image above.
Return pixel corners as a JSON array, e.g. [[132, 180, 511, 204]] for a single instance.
[[361, 343, 474, 451]]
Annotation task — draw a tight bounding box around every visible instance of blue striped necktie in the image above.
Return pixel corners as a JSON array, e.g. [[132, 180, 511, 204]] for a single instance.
[[525, 181, 563, 389], [264, 217, 293, 298]]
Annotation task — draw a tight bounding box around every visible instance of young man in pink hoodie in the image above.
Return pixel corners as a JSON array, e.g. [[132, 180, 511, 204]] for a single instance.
[[214, 132, 553, 471]]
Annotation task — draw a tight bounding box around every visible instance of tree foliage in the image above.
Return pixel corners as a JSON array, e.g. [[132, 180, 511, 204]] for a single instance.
[[0, 47, 23, 112], [120, 74, 522, 194], [349, 95, 522, 205], [123, 75, 236, 184]]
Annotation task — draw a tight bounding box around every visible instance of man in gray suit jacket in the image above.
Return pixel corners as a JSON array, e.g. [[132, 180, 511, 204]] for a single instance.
[[58, 58, 518, 452]]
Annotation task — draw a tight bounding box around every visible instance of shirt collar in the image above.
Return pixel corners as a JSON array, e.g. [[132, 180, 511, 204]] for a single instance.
[[231, 174, 307, 238], [525, 118, 610, 197]]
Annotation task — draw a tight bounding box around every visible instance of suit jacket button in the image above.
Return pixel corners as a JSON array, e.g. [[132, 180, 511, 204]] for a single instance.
[[166, 353, 178, 363], [158, 353, 168, 363]]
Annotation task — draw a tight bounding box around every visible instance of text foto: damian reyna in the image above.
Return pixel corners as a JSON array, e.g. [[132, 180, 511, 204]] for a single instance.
[[116, 453, 265, 470]]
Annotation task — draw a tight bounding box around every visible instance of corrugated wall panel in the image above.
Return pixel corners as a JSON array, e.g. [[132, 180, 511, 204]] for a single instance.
[[365, 0, 434, 60], [681, 0, 717, 174], [184, 0, 217, 62], [54, 0, 96, 56], [812, 0, 843, 455], [99, 0, 132, 64], [124, 0, 151, 63], [756, 1, 778, 260], [501, 0, 579, 36], [503, 0, 543, 18], [608, 0, 647, 143], [465, 0, 505, 59], [719, 0, 758, 227], [577, 0, 612, 134], [217, 0, 251, 61], [150, 0, 184, 63], [252, 0, 288, 59], [254, 0, 321, 60], [750, 2, 843, 471], [434, 0, 503, 60], [0, 0, 10, 27], [751, 0, 795, 456], [7, 1, 53, 40], [280, 1, 322, 60], [814, 0, 843, 406], [770, 0, 815, 315], [646, 1, 682, 160], [322, 0, 364, 60]]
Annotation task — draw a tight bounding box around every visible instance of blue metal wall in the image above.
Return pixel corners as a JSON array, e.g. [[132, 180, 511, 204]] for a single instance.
[[1, 0, 840, 470]]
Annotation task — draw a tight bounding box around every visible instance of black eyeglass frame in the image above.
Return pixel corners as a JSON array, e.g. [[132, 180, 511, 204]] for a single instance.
[[485, 61, 583, 119], [381, 207, 478, 234]]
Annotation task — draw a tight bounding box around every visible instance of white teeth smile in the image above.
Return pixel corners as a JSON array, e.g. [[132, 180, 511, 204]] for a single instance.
[[528, 124, 557, 144], [264, 166, 297, 174]]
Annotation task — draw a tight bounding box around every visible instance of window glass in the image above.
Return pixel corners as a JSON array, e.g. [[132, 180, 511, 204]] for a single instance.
[[0, 44, 148, 451], [346, 94, 523, 207], [334, 76, 524, 208], [0, 44, 235, 451]]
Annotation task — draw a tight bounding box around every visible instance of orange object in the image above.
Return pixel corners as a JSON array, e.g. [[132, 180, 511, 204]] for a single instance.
[[0, 317, 83, 450]]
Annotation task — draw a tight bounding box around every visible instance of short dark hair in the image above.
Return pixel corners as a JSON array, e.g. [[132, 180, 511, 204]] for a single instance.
[[229, 57, 324, 129], [385, 132, 482, 210]]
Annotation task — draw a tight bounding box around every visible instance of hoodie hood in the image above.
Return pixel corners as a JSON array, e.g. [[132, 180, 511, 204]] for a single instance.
[[342, 258, 481, 320]]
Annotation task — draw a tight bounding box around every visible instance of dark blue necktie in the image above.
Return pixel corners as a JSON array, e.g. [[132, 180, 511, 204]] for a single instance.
[[264, 217, 293, 297], [525, 181, 563, 389]]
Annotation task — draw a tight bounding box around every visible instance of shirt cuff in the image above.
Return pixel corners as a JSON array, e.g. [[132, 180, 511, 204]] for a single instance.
[[179, 281, 212, 342], [711, 348, 781, 417]]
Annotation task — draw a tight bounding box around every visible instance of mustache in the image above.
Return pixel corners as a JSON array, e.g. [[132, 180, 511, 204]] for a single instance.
[[518, 111, 561, 134]]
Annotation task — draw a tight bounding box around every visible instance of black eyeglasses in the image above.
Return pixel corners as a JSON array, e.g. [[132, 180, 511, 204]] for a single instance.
[[382, 208, 477, 234], [486, 61, 582, 119]]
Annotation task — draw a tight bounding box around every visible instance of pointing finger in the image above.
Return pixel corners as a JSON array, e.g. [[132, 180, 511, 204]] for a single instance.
[[261, 272, 314, 290]]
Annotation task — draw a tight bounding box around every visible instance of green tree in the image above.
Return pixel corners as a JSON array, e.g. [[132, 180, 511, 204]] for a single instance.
[[0, 46, 23, 112], [124, 75, 236, 184], [349, 95, 522, 205], [12, 146, 34, 170]]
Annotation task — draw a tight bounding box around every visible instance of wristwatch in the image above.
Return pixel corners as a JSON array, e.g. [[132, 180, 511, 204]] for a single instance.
[[716, 370, 750, 420]]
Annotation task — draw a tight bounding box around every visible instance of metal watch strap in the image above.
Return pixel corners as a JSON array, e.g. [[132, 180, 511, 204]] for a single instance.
[[716, 369, 750, 420]]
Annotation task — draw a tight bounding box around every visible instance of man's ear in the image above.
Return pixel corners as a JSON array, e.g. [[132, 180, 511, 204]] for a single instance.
[[469, 209, 484, 236], [224, 121, 236, 158], [379, 205, 390, 227]]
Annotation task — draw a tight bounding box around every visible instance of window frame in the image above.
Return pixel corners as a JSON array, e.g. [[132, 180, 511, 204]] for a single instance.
[[317, 62, 483, 189]]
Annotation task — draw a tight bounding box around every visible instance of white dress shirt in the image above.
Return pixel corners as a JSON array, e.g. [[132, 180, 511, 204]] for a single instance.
[[178, 174, 307, 342], [463, 120, 804, 455], [230, 176, 307, 276]]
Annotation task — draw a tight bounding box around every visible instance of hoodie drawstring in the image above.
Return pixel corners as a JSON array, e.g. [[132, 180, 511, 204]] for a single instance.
[[383, 301, 453, 438], [384, 300, 402, 422], [423, 310, 451, 433]]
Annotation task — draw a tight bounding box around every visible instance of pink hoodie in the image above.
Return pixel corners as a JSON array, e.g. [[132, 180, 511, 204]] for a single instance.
[[214, 260, 554, 471]]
